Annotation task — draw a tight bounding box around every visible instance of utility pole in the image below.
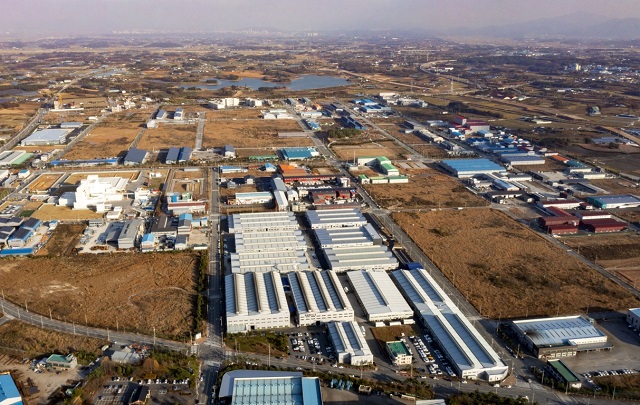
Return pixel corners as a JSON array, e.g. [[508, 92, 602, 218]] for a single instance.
[[153, 327, 156, 347], [49, 307, 52, 320]]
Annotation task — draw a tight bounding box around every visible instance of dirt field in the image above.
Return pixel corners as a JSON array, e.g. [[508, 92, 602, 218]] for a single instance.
[[393, 209, 640, 319], [0, 102, 39, 131], [64, 122, 142, 160], [203, 118, 311, 148], [613, 209, 640, 224], [332, 141, 407, 160], [205, 109, 264, 120], [171, 168, 206, 197], [137, 124, 197, 150], [590, 178, 640, 195], [0, 253, 198, 340], [36, 223, 85, 257], [563, 234, 640, 288], [31, 204, 106, 221], [64, 171, 139, 185], [365, 171, 489, 209], [25, 173, 63, 193]]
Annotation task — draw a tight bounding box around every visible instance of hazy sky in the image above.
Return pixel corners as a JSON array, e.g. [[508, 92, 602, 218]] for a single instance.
[[1, 0, 639, 35]]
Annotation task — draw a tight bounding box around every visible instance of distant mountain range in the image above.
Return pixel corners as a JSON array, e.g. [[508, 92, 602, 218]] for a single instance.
[[455, 13, 640, 40]]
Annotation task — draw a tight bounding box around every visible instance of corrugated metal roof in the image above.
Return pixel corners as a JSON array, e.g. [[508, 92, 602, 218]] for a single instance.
[[513, 316, 607, 347], [347, 270, 412, 318], [124, 147, 148, 163]]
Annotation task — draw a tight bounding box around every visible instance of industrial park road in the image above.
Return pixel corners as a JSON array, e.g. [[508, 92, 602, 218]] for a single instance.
[[0, 298, 188, 352]]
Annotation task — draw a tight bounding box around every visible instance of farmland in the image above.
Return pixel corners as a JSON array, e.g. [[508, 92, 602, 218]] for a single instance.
[[365, 170, 489, 209], [0, 252, 199, 340], [393, 209, 639, 319]]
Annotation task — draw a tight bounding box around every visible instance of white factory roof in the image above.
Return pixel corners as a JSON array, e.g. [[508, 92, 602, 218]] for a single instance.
[[225, 272, 288, 318], [393, 268, 507, 376], [22, 128, 70, 144], [229, 211, 299, 233], [314, 224, 381, 247], [230, 250, 310, 273], [323, 245, 398, 272], [512, 316, 607, 348], [289, 271, 353, 316], [346, 270, 413, 320], [234, 230, 306, 253], [327, 321, 372, 359], [305, 208, 367, 229]]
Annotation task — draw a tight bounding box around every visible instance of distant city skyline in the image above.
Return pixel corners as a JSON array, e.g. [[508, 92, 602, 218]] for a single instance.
[[1, 0, 639, 37]]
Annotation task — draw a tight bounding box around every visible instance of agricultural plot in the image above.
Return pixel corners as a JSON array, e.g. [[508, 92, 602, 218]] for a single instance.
[[365, 170, 488, 209], [0, 253, 199, 340], [203, 118, 311, 148], [392, 209, 639, 319]]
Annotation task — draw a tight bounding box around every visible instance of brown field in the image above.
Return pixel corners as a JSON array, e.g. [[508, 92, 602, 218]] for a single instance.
[[64, 171, 139, 185], [0, 320, 106, 357], [36, 223, 85, 257], [13, 144, 62, 153], [614, 209, 640, 224], [332, 141, 407, 160], [235, 148, 279, 158], [590, 178, 640, 195], [31, 204, 104, 221], [64, 122, 141, 160], [171, 169, 206, 197], [370, 325, 417, 344], [563, 234, 640, 287], [203, 119, 311, 148], [137, 124, 197, 150], [23, 201, 43, 211], [205, 109, 264, 120], [25, 173, 63, 193], [393, 209, 640, 318], [0, 102, 39, 131], [365, 171, 489, 209], [0, 252, 198, 339]]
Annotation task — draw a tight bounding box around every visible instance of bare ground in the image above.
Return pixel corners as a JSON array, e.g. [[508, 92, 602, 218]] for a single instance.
[[393, 209, 640, 319]]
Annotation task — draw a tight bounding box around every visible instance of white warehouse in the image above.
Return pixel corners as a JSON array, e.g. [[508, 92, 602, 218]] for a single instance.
[[327, 321, 374, 366], [346, 270, 413, 323], [314, 224, 383, 248], [323, 245, 398, 272], [58, 175, 128, 210], [392, 268, 508, 381], [306, 208, 368, 229], [230, 250, 310, 273], [234, 230, 306, 253], [228, 212, 299, 233], [225, 272, 290, 333], [289, 271, 354, 326]]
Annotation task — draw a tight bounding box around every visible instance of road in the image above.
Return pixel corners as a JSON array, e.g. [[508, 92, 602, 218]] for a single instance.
[[195, 112, 206, 150]]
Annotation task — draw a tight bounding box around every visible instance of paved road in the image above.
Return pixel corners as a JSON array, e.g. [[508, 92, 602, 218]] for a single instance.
[[195, 113, 206, 150]]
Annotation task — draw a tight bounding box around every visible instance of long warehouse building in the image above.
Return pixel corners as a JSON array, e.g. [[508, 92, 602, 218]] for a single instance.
[[346, 270, 413, 323], [234, 230, 306, 253], [289, 270, 354, 326], [392, 268, 508, 381], [229, 211, 299, 233], [327, 321, 374, 366], [230, 250, 310, 273], [314, 224, 382, 248], [440, 158, 506, 178], [323, 245, 398, 272], [306, 208, 368, 229], [225, 272, 290, 333]]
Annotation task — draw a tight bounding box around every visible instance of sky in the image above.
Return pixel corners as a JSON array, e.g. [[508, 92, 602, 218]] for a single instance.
[[1, 0, 639, 36]]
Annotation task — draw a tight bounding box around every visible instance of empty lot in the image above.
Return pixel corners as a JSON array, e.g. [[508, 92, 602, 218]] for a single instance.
[[393, 209, 640, 319]]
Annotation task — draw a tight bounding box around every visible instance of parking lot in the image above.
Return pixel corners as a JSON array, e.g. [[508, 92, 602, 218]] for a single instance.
[[286, 327, 334, 367], [94, 378, 193, 405]]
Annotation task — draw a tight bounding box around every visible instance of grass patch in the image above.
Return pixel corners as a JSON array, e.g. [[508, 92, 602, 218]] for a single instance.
[[19, 209, 35, 217], [225, 332, 288, 356]]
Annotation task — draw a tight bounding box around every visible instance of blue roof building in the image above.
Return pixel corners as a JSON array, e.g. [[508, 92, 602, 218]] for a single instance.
[[178, 147, 192, 163], [219, 370, 322, 405], [165, 147, 180, 164], [280, 147, 319, 161], [20, 218, 42, 231], [440, 158, 506, 178], [124, 148, 149, 166], [0, 372, 22, 405], [8, 228, 33, 248]]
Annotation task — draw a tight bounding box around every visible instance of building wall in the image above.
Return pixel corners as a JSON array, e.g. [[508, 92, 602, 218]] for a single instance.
[[627, 310, 640, 329]]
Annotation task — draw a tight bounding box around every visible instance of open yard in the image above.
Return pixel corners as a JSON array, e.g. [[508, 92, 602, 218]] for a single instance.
[[393, 209, 640, 319], [25, 173, 63, 193], [0, 252, 199, 340], [64, 122, 142, 160], [590, 178, 640, 195], [203, 118, 311, 148], [137, 124, 197, 151], [365, 170, 489, 209], [64, 170, 140, 185], [31, 204, 104, 221], [36, 223, 86, 257], [332, 140, 407, 160], [224, 332, 288, 357]]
